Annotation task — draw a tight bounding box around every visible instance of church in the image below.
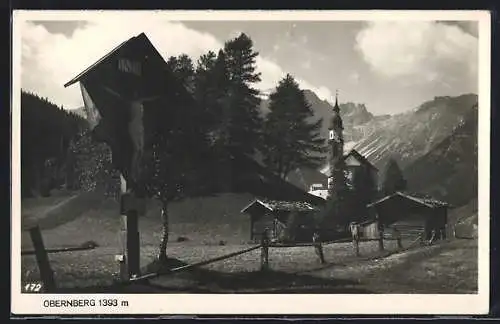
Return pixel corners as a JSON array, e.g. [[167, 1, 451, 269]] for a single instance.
[[309, 93, 378, 205], [241, 93, 380, 243]]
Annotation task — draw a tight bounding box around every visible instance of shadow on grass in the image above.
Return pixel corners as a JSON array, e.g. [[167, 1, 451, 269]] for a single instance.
[[56, 257, 373, 294]]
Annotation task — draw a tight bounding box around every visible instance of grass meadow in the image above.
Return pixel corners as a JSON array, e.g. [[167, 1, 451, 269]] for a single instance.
[[19, 191, 478, 293]]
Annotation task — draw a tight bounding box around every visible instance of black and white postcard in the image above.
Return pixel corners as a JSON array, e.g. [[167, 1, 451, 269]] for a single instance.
[[11, 10, 491, 315]]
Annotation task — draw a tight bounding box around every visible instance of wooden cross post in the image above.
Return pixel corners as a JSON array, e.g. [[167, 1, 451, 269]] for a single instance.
[[118, 174, 141, 281], [117, 174, 129, 281], [29, 226, 56, 292]]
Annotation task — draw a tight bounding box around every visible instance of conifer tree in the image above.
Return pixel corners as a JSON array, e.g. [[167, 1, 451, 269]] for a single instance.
[[166, 54, 196, 92], [222, 33, 264, 158], [262, 74, 325, 180]]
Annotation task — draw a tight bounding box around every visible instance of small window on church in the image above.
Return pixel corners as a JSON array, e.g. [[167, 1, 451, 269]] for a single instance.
[[329, 130, 334, 140]]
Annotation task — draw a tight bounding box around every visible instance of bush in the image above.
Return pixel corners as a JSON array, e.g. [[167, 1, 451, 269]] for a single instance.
[[80, 240, 99, 249]]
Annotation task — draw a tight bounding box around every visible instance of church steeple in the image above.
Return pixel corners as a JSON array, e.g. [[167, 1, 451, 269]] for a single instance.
[[329, 89, 344, 135], [327, 89, 345, 196], [333, 89, 340, 113]]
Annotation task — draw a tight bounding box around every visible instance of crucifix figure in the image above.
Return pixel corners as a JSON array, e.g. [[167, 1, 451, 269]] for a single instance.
[[102, 86, 159, 193]]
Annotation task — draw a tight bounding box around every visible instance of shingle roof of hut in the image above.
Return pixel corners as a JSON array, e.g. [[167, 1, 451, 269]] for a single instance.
[[367, 191, 449, 209], [241, 199, 320, 214]]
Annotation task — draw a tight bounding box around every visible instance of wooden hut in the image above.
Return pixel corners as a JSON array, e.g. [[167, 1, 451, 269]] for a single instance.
[[366, 191, 449, 240], [241, 199, 320, 243]]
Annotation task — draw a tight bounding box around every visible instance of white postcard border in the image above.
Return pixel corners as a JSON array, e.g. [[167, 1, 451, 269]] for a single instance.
[[11, 10, 491, 315]]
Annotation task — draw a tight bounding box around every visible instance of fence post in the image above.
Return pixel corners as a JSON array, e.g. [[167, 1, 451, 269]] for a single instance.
[[397, 236, 402, 249], [260, 229, 269, 271], [378, 227, 385, 252], [351, 223, 360, 257], [313, 231, 326, 264], [29, 226, 56, 292], [393, 228, 402, 249], [353, 237, 360, 257], [396, 232, 403, 249]]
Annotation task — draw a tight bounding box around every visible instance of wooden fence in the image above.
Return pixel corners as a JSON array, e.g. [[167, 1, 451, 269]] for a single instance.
[[127, 231, 419, 286], [25, 224, 427, 292]]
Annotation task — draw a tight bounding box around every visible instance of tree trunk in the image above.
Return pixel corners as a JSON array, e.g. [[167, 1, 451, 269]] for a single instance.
[[158, 198, 169, 261]]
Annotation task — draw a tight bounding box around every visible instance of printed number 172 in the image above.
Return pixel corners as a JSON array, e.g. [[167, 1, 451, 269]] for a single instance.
[[24, 282, 42, 292]]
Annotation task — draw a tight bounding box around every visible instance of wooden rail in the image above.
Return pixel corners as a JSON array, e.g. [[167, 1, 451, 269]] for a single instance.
[[129, 244, 263, 283], [21, 245, 97, 256]]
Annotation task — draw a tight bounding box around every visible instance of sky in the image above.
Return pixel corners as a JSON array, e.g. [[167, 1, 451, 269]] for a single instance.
[[19, 15, 479, 115]]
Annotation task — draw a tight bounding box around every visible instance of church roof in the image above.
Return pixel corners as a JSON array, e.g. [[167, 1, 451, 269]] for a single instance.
[[320, 148, 378, 176], [344, 149, 378, 170]]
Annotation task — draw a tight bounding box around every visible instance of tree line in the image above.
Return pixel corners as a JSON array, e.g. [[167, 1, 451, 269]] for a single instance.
[[21, 32, 408, 257], [21, 33, 326, 197], [21, 33, 327, 258]]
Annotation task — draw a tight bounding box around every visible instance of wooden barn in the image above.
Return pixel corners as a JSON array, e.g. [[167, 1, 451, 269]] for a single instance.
[[366, 191, 449, 240], [241, 199, 320, 243]]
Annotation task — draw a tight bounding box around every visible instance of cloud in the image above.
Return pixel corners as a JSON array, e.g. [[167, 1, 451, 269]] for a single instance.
[[256, 56, 334, 102], [348, 71, 360, 84], [355, 21, 478, 89], [19, 15, 335, 109], [300, 60, 312, 70], [20, 16, 221, 109]]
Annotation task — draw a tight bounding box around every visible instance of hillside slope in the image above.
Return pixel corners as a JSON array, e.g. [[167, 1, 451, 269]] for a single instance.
[[403, 103, 478, 207], [261, 90, 477, 193], [352, 94, 478, 174]]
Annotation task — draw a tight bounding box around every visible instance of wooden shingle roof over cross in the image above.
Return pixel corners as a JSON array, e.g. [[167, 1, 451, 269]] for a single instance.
[[64, 32, 166, 89]]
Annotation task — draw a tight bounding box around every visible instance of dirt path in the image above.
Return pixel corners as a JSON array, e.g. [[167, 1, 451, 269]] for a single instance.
[[22, 191, 103, 231], [22, 194, 79, 222]]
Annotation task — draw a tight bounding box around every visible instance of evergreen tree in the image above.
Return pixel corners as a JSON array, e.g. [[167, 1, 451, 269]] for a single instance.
[[262, 74, 326, 180], [21, 91, 87, 197], [194, 50, 231, 144], [222, 33, 264, 158], [166, 54, 196, 92], [382, 158, 407, 196], [193, 50, 217, 124]]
